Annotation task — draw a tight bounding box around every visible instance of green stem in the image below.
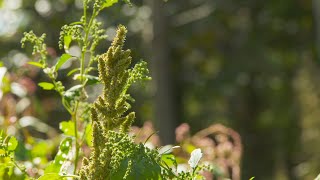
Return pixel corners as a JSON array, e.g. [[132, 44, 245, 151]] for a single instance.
[[73, 6, 99, 174], [80, 8, 98, 83], [191, 166, 197, 179], [73, 101, 80, 174], [71, 3, 90, 174]]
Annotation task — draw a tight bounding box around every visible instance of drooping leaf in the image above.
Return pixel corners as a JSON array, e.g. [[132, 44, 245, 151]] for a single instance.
[[59, 121, 75, 136], [54, 54, 72, 71], [28, 62, 43, 68], [188, 148, 202, 169], [85, 75, 100, 85], [158, 145, 174, 155], [38, 82, 54, 90], [67, 68, 80, 76], [102, 0, 118, 8], [7, 137, 18, 151], [70, 21, 82, 26], [73, 74, 99, 85], [45, 137, 72, 173], [38, 173, 63, 180], [63, 85, 83, 102]]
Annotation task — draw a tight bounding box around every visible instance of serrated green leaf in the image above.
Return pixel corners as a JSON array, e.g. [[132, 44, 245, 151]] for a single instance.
[[38, 82, 54, 90], [64, 35, 72, 51], [111, 147, 162, 180], [38, 173, 63, 180], [28, 62, 43, 68], [102, 0, 118, 8], [59, 121, 75, 136], [161, 154, 177, 168], [7, 136, 18, 151], [54, 54, 72, 71], [45, 137, 72, 173]]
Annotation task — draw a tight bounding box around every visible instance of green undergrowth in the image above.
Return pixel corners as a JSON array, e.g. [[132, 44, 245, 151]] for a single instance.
[[1, 0, 213, 179]]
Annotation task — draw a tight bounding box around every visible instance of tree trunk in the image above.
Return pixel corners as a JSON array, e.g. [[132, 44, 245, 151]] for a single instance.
[[151, 0, 176, 144]]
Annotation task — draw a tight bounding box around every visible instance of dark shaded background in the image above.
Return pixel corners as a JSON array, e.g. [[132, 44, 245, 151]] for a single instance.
[[0, 0, 319, 179]]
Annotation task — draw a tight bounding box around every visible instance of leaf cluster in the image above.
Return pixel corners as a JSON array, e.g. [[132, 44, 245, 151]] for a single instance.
[[0, 131, 26, 179]]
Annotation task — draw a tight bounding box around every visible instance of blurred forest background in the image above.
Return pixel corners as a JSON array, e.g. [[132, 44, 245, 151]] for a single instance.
[[0, 0, 319, 179]]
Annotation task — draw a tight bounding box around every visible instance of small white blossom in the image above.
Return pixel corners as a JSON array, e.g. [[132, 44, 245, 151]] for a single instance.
[[188, 148, 203, 168]]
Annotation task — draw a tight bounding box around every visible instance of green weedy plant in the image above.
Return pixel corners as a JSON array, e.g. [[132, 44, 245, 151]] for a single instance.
[[78, 25, 213, 180], [21, 0, 135, 177], [78, 25, 161, 179], [1, 0, 215, 179]]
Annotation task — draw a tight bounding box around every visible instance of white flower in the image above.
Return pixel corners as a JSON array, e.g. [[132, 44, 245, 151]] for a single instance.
[[188, 148, 203, 168]]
